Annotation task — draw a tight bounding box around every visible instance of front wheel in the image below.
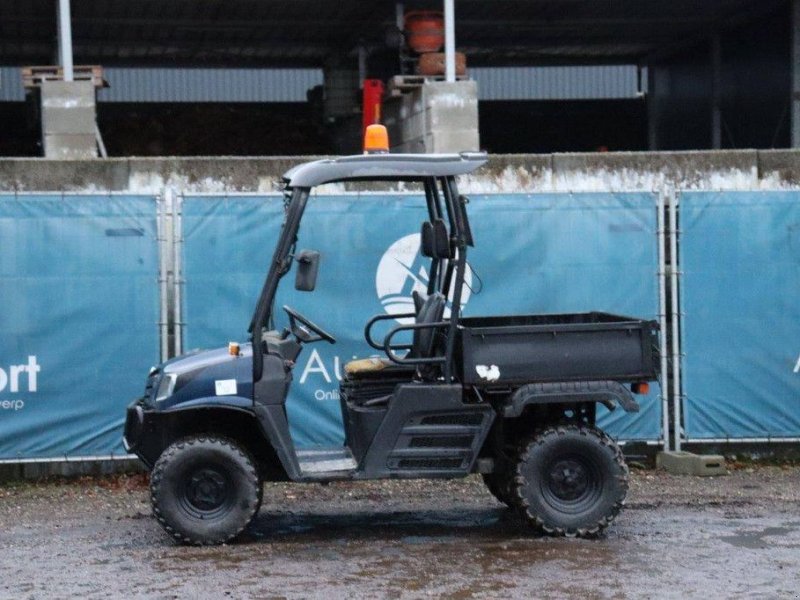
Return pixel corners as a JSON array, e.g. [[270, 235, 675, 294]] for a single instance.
[[511, 425, 628, 538], [150, 436, 262, 545]]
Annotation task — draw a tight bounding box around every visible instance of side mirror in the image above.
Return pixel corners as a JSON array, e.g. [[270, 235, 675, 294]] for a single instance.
[[295, 250, 320, 292]]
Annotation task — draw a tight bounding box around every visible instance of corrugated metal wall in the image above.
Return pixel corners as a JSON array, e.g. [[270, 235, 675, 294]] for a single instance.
[[471, 65, 644, 100], [0, 65, 643, 103], [100, 68, 323, 102], [0, 67, 323, 103], [0, 68, 25, 101]]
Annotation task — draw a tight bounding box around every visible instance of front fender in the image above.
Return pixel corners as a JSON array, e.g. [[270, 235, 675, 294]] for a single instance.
[[161, 395, 253, 412], [123, 400, 289, 480], [504, 380, 640, 418]]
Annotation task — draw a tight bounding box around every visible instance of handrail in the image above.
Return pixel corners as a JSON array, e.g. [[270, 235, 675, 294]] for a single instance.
[[383, 321, 449, 365], [364, 312, 415, 351]]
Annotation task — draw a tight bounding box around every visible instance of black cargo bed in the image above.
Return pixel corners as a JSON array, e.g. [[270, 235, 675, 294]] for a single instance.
[[456, 312, 658, 386]]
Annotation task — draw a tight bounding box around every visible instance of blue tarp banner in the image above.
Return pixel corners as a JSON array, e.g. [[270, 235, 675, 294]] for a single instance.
[[0, 194, 159, 459], [680, 191, 800, 439], [182, 192, 662, 446]]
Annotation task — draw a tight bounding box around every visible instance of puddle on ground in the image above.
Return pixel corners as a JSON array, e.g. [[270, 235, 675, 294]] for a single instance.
[[721, 525, 797, 549]]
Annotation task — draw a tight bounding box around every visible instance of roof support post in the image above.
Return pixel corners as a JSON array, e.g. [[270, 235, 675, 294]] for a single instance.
[[357, 44, 367, 87], [647, 65, 659, 150], [56, 0, 74, 82], [710, 33, 722, 149], [443, 0, 456, 83]]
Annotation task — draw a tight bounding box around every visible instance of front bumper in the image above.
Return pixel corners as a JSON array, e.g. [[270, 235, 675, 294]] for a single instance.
[[123, 398, 157, 468], [123, 399, 145, 450]]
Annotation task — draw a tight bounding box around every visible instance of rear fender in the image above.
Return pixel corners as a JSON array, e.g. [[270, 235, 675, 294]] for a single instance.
[[504, 380, 639, 418]]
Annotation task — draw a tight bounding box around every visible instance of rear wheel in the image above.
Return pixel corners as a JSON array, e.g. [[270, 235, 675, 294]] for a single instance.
[[511, 425, 628, 537], [150, 436, 262, 545]]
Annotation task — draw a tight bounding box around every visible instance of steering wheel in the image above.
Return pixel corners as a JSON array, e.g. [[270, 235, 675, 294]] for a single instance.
[[282, 305, 336, 344]]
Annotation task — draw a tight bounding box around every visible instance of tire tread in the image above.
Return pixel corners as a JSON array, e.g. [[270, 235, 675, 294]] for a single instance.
[[150, 435, 261, 546], [511, 424, 628, 538]]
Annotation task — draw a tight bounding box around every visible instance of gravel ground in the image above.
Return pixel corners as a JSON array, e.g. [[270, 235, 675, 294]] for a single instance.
[[1, 465, 799, 599]]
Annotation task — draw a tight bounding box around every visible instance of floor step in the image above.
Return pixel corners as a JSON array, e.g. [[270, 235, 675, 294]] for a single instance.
[[298, 447, 357, 474]]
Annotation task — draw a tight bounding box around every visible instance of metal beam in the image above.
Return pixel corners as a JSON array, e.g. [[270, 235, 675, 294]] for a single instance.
[[444, 0, 456, 82], [56, 0, 74, 81]]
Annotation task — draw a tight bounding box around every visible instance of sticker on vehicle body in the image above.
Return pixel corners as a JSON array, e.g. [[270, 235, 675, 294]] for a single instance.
[[475, 364, 500, 382], [215, 379, 237, 395]]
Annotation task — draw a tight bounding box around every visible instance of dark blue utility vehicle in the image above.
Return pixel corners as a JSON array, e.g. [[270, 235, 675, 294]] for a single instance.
[[124, 150, 658, 545]]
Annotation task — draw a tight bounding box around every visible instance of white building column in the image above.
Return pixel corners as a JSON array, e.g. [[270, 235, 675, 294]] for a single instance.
[[56, 0, 74, 81], [443, 0, 456, 82]]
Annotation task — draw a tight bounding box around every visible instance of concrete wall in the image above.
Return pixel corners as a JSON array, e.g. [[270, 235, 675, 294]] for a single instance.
[[1, 150, 800, 194]]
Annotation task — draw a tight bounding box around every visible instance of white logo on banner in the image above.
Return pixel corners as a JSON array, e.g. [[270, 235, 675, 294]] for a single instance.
[[375, 233, 471, 324], [794, 353, 800, 374], [0, 355, 40, 411]]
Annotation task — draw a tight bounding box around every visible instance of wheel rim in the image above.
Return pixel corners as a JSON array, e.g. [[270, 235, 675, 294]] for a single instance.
[[541, 454, 602, 514], [179, 466, 234, 518]]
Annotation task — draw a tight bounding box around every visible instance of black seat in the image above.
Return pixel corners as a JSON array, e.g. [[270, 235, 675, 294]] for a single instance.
[[344, 292, 446, 382], [412, 292, 446, 364]]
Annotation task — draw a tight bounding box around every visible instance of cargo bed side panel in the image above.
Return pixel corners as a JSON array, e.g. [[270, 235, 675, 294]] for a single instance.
[[459, 313, 658, 386]]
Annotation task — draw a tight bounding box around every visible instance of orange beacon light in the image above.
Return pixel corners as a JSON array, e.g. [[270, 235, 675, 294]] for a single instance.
[[363, 124, 389, 154]]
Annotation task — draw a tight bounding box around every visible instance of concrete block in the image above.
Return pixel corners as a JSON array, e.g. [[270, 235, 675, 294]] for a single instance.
[[393, 137, 427, 154], [382, 79, 480, 154], [426, 129, 480, 153], [39, 80, 98, 159], [43, 134, 98, 160], [42, 107, 96, 135], [656, 451, 728, 476], [422, 79, 479, 103], [40, 80, 96, 106], [427, 104, 479, 131]]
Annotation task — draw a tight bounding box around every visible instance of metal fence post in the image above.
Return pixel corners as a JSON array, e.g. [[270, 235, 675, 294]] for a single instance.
[[173, 192, 184, 356], [156, 192, 169, 362], [657, 189, 670, 450], [668, 189, 683, 451]]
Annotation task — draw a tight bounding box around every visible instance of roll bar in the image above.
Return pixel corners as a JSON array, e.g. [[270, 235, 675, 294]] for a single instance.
[[382, 321, 450, 366]]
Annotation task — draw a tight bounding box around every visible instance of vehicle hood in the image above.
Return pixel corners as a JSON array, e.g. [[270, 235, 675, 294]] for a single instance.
[[155, 343, 254, 410]]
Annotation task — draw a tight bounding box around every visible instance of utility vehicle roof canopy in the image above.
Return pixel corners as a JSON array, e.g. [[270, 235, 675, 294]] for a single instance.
[[282, 152, 488, 187]]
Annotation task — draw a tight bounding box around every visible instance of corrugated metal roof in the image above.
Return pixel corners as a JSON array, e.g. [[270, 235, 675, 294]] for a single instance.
[[471, 65, 644, 101]]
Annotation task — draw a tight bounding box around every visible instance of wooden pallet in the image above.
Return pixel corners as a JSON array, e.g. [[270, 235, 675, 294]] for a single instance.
[[21, 65, 106, 88]]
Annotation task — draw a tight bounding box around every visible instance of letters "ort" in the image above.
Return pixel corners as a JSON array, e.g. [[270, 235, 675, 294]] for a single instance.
[[0, 356, 40, 393]]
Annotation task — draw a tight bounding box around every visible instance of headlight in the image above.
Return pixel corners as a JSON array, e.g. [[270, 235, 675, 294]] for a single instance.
[[155, 373, 177, 402]]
